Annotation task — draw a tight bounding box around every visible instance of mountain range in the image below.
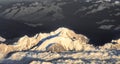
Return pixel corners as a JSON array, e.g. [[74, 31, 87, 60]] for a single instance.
[[0, 0, 120, 45]]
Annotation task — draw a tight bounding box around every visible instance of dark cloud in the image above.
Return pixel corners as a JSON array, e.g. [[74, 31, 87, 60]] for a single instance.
[[98, 25, 115, 30], [96, 19, 115, 24], [24, 23, 43, 27]]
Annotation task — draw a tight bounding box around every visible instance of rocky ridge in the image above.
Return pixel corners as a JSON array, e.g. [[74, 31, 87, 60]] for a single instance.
[[0, 27, 120, 64]]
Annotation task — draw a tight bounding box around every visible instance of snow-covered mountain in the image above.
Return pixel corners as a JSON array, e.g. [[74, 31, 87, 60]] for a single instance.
[[0, 27, 120, 64], [0, 0, 120, 45]]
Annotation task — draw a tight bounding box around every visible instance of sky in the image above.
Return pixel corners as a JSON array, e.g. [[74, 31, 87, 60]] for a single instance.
[[0, 0, 119, 45]]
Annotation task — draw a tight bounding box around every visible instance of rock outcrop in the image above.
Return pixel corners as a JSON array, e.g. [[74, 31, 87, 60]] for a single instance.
[[47, 43, 66, 53], [99, 39, 120, 50], [112, 39, 120, 44]]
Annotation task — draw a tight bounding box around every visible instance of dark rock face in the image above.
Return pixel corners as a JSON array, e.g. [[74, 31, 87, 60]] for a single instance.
[[0, 0, 120, 45]]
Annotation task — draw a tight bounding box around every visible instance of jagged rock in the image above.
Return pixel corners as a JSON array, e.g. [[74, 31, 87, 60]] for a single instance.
[[99, 39, 120, 50], [15, 35, 38, 51], [47, 43, 66, 53], [99, 43, 113, 50], [42, 62, 52, 64], [83, 44, 95, 51], [0, 43, 15, 59], [30, 61, 41, 64], [112, 39, 120, 44], [112, 44, 120, 50], [9, 52, 26, 60]]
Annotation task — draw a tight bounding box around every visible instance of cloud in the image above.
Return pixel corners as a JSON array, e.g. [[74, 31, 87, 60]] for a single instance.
[[86, 2, 114, 15], [24, 23, 43, 27], [115, 13, 120, 16], [86, 0, 92, 2], [114, 1, 120, 4], [0, 1, 65, 23], [114, 25, 120, 30], [98, 25, 115, 30], [86, 5, 106, 14], [0, 5, 2, 8], [96, 19, 115, 24]]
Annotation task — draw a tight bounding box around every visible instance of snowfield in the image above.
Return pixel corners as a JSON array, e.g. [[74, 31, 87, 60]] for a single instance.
[[0, 27, 120, 64]]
